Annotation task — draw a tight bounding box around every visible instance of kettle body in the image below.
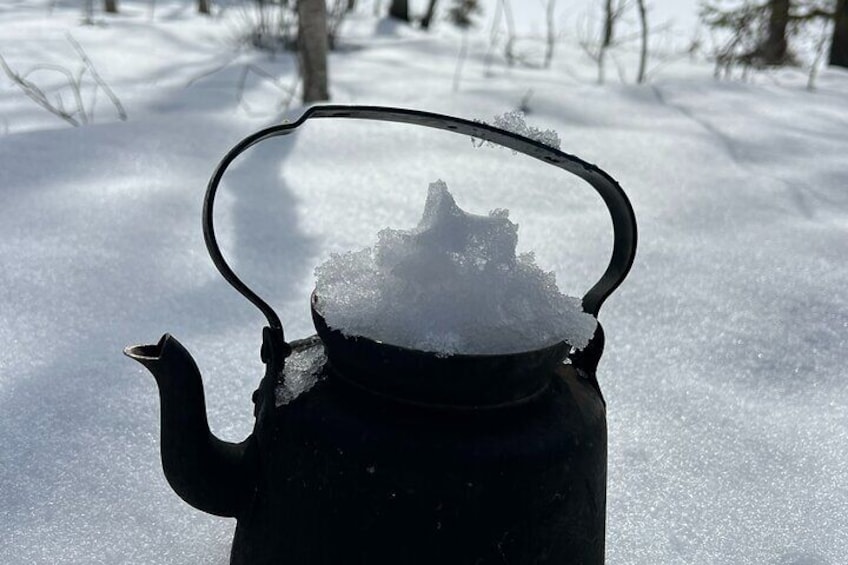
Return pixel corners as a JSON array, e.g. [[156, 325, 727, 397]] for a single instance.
[[232, 338, 606, 565]]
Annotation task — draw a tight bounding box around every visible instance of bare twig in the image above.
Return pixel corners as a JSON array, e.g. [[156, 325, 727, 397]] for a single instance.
[[579, 1, 664, 85], [807, 18, 831, 91], [576, 12, 606, 83], [0, 54, 81, 126], [185, 51, 243, 87], [501, 0, 516, 66], [89, 77, 99, 124], [453, 32, 469, 92], [483, 0, 503, 75], [66, 33, 127, 121], [236, 64, 299, 116], [0, 35, 126, 128]]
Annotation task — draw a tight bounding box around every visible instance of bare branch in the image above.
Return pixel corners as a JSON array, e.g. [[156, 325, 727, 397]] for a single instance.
[[807, 18, 831, 91], [21, 63, 76, 82], [453, 32, 469, 92], [236, 64, 298, 117], [66, 33, 127, 121], [21, 63, 87, 122], [0, 35, 126, 128], [0, 54, 81, 126], [185, 51, 242, 87]]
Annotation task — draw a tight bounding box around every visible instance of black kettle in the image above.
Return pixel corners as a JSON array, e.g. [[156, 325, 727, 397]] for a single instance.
[[125, 105, 637, 565]]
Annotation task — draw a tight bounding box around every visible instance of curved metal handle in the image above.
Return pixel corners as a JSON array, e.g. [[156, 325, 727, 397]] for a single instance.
[[203, 105, 637, 364]]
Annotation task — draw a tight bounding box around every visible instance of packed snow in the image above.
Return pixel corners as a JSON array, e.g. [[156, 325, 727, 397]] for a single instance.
[[314, 180, 596, 354], [477, 110, 562, 149], [274, 336, 326, 406], [0, 1, 846, 565]]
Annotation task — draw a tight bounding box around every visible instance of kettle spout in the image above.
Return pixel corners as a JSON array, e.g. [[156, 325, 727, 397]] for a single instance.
[[125, 334, 254, 518]]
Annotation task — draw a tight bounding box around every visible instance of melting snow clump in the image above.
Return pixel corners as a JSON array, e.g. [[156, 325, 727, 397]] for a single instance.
[[476, 111, 561, 149], [314, 181, 596, 355], [275, 337, 327, 406]]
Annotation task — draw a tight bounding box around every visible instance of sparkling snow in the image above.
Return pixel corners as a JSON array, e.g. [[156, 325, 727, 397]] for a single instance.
[[274, 337, 327, 406], [477, 110, 562, 149], [0, 1, 846, 565]]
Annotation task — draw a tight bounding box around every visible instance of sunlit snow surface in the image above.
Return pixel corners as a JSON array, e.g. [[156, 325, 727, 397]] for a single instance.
[[0, 2, 846, 564]]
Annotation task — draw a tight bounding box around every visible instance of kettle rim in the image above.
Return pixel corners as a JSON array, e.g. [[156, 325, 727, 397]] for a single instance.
[[310, 291, 573, 408]]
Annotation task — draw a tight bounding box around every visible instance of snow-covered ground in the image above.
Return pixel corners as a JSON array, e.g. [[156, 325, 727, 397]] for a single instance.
[[1, 1, 846, 564]]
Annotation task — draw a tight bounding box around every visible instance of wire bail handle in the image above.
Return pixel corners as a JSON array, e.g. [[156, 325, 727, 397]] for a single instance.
[[202, 105, 638, 371]]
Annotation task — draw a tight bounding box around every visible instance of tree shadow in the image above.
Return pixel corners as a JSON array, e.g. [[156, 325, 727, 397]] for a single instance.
[[0, 116, 318, 563], [216, 119, 319, 331]]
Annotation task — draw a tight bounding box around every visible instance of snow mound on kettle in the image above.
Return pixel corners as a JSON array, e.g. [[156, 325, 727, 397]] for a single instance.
[[314, 181, 596, 355], [477, 111, 562, 150], [275, 337, 327, 406]]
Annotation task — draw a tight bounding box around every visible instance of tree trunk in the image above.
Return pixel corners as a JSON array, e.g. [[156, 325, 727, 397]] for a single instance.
[[501, 0, 515, 66], [83, 0, 94, 23], [421, 0, 438, 29], [198, 0, 210, 15], [543, 0, 556, 68], [389, 0, 409, 22], [298, 0, 330, 103], [636, 0, 648, 83], [104, 0, 118, 13], [761, 0, 790, 65], [831, 0, 848, 68], [346, 0, 356, 12], [602, 0, 614, 48]]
